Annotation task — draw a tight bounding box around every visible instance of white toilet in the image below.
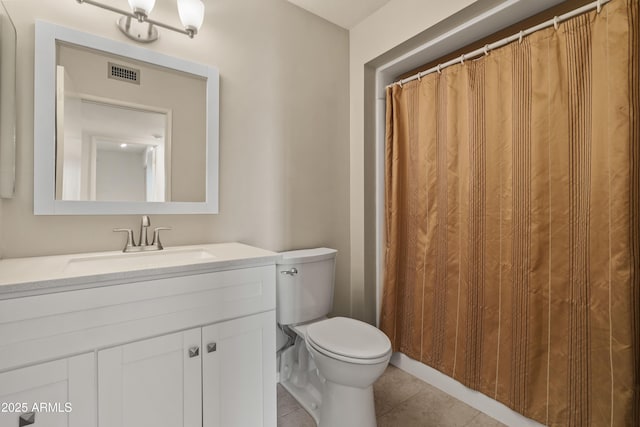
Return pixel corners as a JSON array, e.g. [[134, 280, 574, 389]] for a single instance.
[[276, 248, 391, 427]]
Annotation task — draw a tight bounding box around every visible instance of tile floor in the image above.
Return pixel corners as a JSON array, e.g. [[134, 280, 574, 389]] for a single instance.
[[277, 365, 506, 427]]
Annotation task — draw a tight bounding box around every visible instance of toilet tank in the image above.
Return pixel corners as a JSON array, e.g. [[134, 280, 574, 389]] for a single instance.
[[276, 248, 337, 325]]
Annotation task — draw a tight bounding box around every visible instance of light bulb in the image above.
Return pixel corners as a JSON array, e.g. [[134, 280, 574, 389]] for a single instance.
[[128, 0, 156, 17], [177, 0, 205, 33]]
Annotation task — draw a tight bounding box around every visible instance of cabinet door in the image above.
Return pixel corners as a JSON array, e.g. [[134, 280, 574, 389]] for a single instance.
[[98, 329, 201, 427], [202, 311, 276, 427], [0, 353, 96, 427]]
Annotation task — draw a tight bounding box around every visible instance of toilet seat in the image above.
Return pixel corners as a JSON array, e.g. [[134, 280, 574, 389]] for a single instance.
[[305, 317, 392, 365], [306, 338, 391, 365]]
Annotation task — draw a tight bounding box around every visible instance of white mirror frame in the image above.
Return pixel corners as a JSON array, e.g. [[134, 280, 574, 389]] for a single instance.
[[34, 20, 219, 215]]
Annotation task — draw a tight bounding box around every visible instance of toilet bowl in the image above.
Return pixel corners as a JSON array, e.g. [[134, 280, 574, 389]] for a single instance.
[[276, 248, 392, 427], [305, 317, 391, 427]]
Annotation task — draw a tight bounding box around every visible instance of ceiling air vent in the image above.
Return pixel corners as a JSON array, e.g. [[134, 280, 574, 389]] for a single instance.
[[108, 62, 140, 85]]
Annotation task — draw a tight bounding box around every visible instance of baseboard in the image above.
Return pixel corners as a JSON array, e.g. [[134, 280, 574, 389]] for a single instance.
[[390, 353, 545, 427]]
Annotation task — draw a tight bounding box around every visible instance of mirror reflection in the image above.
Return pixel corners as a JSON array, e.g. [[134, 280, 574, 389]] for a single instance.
[[55, 40, 206, 203], [56, 98, 168, 202]]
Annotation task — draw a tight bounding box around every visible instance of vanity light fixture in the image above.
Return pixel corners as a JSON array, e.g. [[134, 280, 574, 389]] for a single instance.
[[76, 0, 205, 43]]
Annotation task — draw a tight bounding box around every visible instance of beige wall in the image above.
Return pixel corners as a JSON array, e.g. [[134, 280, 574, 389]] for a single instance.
[[348, 0, 477, 323], [0, 13, 6, 248], [1, 0, 351, 316], [0, 11, 16, 199]]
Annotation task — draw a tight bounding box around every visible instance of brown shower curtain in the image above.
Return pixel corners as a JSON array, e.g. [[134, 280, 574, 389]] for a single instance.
[[380, 0, 639, 425]]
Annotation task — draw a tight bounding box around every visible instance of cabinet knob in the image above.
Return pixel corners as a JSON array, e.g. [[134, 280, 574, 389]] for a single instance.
[[207, 342, 217, 353], [188, 346, 200, 358], [19, 412, 35, 426]]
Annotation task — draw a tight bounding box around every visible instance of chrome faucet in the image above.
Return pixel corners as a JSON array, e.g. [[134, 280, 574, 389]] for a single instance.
[[114, 215, 171, 252], [139, 215, 150, 247]]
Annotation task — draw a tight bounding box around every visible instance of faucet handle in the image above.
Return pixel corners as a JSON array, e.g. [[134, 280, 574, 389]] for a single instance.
[[151, 227, 172, 250], [113, 228, 135, 252]]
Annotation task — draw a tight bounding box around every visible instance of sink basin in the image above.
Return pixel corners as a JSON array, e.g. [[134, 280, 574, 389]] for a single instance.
[[63, 247, 217, 275]]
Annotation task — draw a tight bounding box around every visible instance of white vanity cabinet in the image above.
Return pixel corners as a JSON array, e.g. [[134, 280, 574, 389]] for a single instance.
[[98, 329, 203, 427], [202, 312, 275, 427], [0, 353, 96, 427], [98, 311, 276, 427], [0, 244, 277, 427]]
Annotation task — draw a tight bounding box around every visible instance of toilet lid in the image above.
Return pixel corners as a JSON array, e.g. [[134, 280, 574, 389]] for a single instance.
[[306, 317, 391, 360]]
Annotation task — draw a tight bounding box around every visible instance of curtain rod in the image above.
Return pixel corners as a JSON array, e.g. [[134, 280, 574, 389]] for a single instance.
[[388, 0, 611, 88]]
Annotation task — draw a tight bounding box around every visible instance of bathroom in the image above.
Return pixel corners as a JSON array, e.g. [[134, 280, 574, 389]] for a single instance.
[[0, 0, 638, 426]]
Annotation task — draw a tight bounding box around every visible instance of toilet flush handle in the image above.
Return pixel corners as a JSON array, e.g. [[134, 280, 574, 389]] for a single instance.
[[280, 268, 298, 276]]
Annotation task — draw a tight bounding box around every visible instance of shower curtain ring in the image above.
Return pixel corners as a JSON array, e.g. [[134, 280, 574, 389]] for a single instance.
[[436, 64, 442, 74], [460, 54, 465, 65], [597, 0, 602, 13], [553, 16, 559, 30], [484, 45, 490, 56], [417, 73, 421, 81], [519, 31, 524, 44]]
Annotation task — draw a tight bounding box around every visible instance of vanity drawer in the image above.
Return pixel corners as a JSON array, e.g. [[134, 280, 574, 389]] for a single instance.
[[0, 265, 275, 372]]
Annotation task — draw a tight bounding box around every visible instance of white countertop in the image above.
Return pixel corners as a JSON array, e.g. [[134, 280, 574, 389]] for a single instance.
[[0, 242, 278, 300]]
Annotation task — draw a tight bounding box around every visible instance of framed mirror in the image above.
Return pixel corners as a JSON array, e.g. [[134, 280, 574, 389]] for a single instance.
[[0, 3, 16, 199], [34, 21, 219, 214]]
